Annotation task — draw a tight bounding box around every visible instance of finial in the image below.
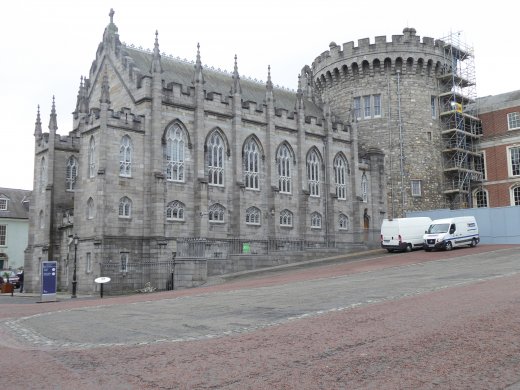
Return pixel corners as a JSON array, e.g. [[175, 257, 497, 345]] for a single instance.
[[232, 54, 241, 94], [48, 96, 58, 133], [109, 8, 115, 24], [267, 65, 273, 89], [196, 42, 201, 64], [34, 105, 42, 137], [193, 42, 204, 85], [151, 30, 163, 73]]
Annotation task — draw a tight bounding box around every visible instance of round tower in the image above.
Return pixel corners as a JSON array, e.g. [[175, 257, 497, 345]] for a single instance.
[[307, 27, 450, 217]]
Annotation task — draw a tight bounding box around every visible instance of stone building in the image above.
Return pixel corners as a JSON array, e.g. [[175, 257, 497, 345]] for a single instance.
[[24, 11, 388, 294], [309, 27, 482, 215]]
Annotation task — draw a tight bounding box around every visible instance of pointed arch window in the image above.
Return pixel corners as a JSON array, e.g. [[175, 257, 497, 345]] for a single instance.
[[87, 197, 94, 220], [88, 136, 96, 178], [307, 150, 320, 197], [208, 132, 224, 186], [361, 172, 368, 203], [245, 206, 261, 225], [118, 196, 132, 218], [165, 124, 185, 182], [334, 155, 348, 200], [40, 157, 47, 193], [244, 138, 260, 190], [311, 212, 322, 229], [66, 156, 78, 191], [166, 200, 185, 221], [119, 135, 132, 177], [339, 213, 349, 230], [208, 203, 225, 222], [280, 209, 293, 227], [39, 210, 44, 229], [277, 144, 292, 194]]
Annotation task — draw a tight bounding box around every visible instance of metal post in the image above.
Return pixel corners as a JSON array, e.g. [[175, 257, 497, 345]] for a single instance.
[[71, 234, 79, 298]]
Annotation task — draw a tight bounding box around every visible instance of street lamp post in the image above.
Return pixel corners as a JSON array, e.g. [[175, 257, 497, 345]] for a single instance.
[[71, 234, 79, 298]]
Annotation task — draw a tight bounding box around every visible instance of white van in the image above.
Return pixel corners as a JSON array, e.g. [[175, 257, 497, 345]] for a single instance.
[[380, 217, 432, 252], [423, 216, 479, 251]]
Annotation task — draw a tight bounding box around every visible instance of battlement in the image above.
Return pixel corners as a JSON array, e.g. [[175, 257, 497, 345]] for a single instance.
[[312, 28, 446, 73], [83, 107, 145, 133]]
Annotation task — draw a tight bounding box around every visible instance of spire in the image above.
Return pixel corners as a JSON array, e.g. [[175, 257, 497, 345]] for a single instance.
[[48, 96, 58, 134], [232, 54, 241, 94], [265, 65, 274, 104], [296, 75, 305, 110], [34, 105, 42, 137], [75, 76, 89, 114], [193, 43, 205, 84], [266, 65, 273, 92], [79, 76, 89, 113], [151, 30, 163, 73], [100, 66, 110, 104]]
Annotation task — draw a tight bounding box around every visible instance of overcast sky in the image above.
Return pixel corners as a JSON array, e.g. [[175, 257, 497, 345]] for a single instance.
[[1, 0, 517, 190]]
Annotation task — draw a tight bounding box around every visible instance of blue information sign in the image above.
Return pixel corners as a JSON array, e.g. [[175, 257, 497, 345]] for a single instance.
[[41, 261, 57, 301]]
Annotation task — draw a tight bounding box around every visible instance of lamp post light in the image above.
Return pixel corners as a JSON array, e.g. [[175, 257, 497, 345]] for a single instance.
[[71, 234, 79, 298]]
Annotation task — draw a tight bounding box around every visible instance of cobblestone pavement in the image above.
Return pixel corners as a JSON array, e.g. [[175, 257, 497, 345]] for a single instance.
[[2, 245, 520, 389]]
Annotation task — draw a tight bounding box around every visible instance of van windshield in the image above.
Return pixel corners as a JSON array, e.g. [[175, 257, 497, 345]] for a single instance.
[[427, 223, 450, 234]]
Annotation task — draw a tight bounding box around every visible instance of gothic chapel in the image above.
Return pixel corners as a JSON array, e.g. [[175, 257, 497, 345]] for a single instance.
[[24, 10, 385, 293]]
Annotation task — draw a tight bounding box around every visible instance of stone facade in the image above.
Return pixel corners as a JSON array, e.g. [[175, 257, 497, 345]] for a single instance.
[[24, 11, 388, 294], [308, 28, 452, 217]]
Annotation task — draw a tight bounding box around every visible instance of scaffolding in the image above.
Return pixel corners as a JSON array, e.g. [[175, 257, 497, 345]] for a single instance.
[[437, 32, 483, 209]]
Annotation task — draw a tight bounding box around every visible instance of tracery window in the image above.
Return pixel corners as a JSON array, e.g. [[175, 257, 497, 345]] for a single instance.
[[208, 132, 224, 186], [88, 136, 96, 178], [118, 197, 132, 218], [311, 212, 322, 229], [166, 200, 185, 221], [208, 203, 225, 222], [165, 124, 185, 182], [244, 138, 260, 190], [245, 206, 261, 225], [119, 135, 132, 177], [334, 155, 348, 200], [66, 156, 78, 191], [339, 214, 349, 230], [307, 150, 320, 197], [280, 209, 293, 227], [277, 144, 292, 194]]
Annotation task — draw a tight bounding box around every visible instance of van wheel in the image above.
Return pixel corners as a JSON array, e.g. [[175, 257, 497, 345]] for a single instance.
[[387, 249, 394, 253], [470, 238, 477, 247], [405, 244, 412, 252], [445, 241, 453, 251]]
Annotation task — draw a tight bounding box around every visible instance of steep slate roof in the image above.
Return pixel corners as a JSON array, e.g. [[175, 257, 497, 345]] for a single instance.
[[0, 188, 31, 220], [478, 90, 520, 114], [121, 46, 324, 118]]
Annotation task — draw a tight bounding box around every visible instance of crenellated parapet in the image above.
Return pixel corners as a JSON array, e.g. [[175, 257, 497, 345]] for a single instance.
[[82, 107, 145, 134], [311, 28, 448, 91]]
